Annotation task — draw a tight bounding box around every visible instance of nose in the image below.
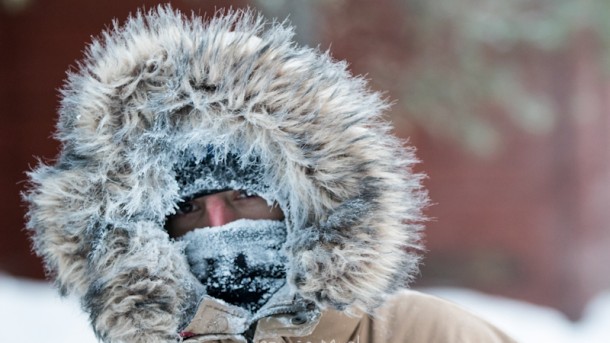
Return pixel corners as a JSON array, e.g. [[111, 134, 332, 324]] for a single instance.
[[202, 193, 238, 227]]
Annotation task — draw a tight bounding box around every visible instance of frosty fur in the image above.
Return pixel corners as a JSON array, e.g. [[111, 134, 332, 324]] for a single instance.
[[24, 5, 428, 343]]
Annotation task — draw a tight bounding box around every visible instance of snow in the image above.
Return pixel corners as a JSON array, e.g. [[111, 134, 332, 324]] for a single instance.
[[423, 287, 610, 343], [0, 274, 97, 343], [1, 274, 609, 343]]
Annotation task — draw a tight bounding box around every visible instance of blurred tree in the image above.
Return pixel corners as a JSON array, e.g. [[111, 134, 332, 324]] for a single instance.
[[392, 0, 610, 156]]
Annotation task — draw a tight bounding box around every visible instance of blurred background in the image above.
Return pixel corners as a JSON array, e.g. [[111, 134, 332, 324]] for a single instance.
[[1, 0, 609, 340]]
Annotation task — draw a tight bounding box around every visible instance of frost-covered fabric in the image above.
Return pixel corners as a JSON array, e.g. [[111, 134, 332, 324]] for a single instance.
[[181, 219, 287, 313], [174, 151, 272, 203], [24, 5, 428, 343]]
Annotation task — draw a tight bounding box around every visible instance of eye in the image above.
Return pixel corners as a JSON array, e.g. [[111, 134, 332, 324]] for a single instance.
[[236, 189, 257, 200], [175, 200, 199, 215]]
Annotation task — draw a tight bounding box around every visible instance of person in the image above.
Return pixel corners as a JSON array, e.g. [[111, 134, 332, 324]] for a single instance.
[[24, 5, 516, 343]]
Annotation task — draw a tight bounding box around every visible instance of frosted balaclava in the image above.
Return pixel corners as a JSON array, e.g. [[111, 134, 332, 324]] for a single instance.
[[172, 152, 287, 313], [181, 219, 287, 313]]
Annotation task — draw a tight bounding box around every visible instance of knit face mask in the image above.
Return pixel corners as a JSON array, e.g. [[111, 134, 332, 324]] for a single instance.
[[180, 219, 287, 313]]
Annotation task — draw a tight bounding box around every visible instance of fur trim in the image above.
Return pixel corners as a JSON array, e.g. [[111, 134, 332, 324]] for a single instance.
[[24, 5, 427, 342]]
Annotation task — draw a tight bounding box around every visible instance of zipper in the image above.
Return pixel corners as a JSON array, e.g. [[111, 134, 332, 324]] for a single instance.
[[250, 299, 317, 324]]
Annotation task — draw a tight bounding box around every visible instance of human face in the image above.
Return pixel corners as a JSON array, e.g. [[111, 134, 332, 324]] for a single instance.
[[165, 190, 284, 238]]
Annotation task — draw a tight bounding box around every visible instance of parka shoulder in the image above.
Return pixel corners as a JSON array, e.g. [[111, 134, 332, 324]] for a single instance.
[[362, 290, 517, 343]]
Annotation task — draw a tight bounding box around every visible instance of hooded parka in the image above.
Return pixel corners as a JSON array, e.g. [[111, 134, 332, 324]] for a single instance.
[[24, 6, 515, 343]]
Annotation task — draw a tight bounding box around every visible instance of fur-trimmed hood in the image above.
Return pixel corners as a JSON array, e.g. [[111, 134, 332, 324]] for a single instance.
[[24, 5, 427, 343]]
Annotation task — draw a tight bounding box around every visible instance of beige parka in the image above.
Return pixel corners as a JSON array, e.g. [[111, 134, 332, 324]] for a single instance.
[[25, 6, 514, 343]]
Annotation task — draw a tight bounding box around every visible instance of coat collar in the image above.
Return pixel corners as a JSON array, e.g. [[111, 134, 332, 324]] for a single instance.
[[182, 285, 323, 342]]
